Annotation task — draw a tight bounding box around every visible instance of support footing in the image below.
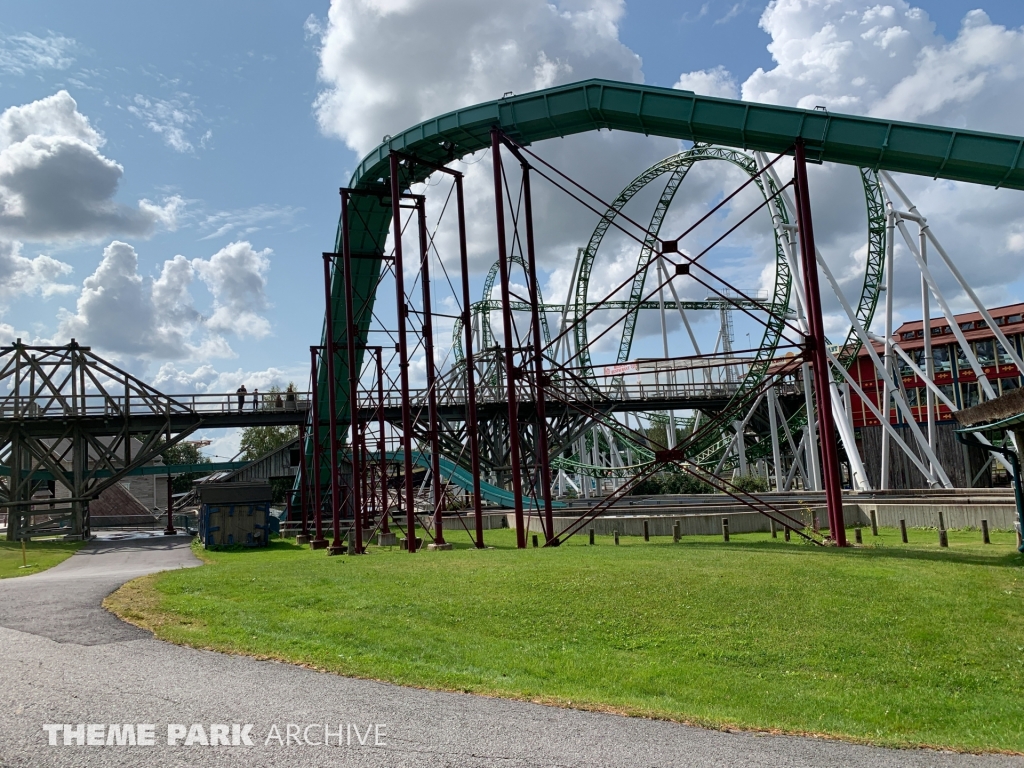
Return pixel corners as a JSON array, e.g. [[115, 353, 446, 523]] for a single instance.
[[310, 539, 328, 550], [427, 542, 452, 551], [376, 532, 398, 547], [295, 535, 310, 546]]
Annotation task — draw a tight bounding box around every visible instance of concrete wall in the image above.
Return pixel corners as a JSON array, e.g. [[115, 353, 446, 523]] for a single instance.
[[506, 500, 1020, 537]]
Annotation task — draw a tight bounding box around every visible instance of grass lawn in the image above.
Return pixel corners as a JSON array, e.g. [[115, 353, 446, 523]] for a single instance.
[[106, 526, 1024, 752], [0, 539, 84, 578]]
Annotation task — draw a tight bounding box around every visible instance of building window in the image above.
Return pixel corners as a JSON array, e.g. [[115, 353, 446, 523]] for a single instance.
[[1010, 314, 1023, 324], [997, 342, 1015, 366], [960, 382, 981, 408], [932, 345, 951, 372], [1001, 378, 1020, 395], [939, 384, 955, 406], [961, 321, 975, 331], [975, 340, 995, 366]]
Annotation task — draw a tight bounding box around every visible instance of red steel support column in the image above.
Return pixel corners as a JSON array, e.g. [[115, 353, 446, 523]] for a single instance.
[[519, 161, 556, 545], [415, 196, 446, 547], [491, 128, 527, 548], [323, 254, 345, 555], [340, 192, 364, 554], [375, 346, 390, 534], [389, 153, 418, 552], [455, 174, 485, 548], [310, 346, 326, 548], [296, 422, 310, 544], [793, 141, 847, 547]]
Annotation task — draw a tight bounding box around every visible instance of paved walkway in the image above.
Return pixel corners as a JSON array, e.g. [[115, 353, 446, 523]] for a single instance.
[[0, 537, 1020, 768]]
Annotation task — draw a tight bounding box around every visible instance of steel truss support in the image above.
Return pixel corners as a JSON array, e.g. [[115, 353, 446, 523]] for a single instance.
[[0, 341, 204, 540], [389, 153, 419, 552], [309, 345, 327, 549], [491, 128, 528, 548]]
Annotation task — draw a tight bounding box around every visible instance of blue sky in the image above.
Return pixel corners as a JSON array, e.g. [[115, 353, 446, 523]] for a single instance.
[[3, 0, 1024, 455]]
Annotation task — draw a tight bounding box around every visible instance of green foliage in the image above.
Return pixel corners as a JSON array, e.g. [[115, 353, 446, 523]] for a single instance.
[[239, 384, 299, 464], [239, 426, 298, 461], [730, 474, 770, 493], [643, 422, 690, 450], [160, 440, 213, 493], [120, 527, 1024, 752], [629, 471, 713, 495]]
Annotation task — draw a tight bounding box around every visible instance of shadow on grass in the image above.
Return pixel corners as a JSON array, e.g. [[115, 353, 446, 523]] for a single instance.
[[679, 537, 1023, 569]]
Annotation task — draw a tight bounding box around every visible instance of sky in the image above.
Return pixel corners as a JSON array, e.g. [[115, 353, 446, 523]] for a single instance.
[[3, 0, 1024, 457]]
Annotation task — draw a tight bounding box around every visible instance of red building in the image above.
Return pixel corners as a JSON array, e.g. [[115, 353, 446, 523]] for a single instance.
[[847, 302, 1024, 488]]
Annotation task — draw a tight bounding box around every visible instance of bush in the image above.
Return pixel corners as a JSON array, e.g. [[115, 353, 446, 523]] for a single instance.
[[731, 474, 769, 493]]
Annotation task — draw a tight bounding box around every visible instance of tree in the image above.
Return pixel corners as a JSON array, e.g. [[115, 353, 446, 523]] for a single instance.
[[239, 384, 300, 461], [160, 440, 213, 493], [239, 425, 298, 461]]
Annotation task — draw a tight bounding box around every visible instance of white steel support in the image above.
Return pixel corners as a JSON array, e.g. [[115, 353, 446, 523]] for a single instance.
[[880, 208, 896, 489], [886, 340, 1014, 474], [826, 346, 952, 486], [889, 214, 997, 400], [823, 348, 950, 487], [882, 172, 1024, 374], [767, 384, 783, 491], [734, 420, 748, 476], [920, 227, 937, 475], [801, 361, 822, 491], [832, 380, 869, 491]]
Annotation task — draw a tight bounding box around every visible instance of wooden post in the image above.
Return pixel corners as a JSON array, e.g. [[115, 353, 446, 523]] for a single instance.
[[784, 527, 791, 542], [869, 509, 878, 536], [532, 534, 538, 548], [613, 530, 620, 546], [854, 527, 863, 545], [589, 527, 595, 545], [673, 520, 680, 543], [643, 520, 650, 542], [981, 519, 990, 544], [722, 518, 730, 542], [938, 511, 948, 548], [770, 519, 777, 539], [900, 518, 908, 543]]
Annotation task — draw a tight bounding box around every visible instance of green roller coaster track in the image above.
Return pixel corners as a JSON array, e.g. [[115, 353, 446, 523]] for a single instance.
[[459, 148, 884, 474], [319, 77, 1024, 488]]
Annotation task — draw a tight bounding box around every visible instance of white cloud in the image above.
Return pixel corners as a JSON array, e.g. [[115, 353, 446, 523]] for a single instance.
[[198, 204, 302, 241], [56, 239, 274, 363], [674, 66, 739, 98], [127, 93, 208, 153], [0, 241, 74, 307], [672, 0, 1024, 329], [153, 363, 299, 395], [57, 241, 192, 358], [0, 91, 181, 242], [0, 32, 76, 75], [311, 0, 643, 156], [192, 241, 272, 339], [311, 0, 675, 297]]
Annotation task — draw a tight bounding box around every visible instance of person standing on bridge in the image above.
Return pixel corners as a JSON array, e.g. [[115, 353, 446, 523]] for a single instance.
[[236, 384, 247, 412], [253, 388, 259, 412]]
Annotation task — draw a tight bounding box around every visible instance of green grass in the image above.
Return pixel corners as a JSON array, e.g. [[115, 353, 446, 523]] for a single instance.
[[0, 539, 84, 578], [106, 527, 1024, 752]]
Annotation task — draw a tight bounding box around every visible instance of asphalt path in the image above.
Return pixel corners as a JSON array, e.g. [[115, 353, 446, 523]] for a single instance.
[[0, 536, 1021, 768]]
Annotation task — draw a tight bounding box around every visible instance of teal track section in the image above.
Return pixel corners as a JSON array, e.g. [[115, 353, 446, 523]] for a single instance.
[[313, 77, 1024, 484], [375, 451, 565, 510]]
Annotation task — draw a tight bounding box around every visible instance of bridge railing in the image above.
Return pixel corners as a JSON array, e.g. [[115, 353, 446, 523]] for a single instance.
[[0, 392, 311, 420]]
